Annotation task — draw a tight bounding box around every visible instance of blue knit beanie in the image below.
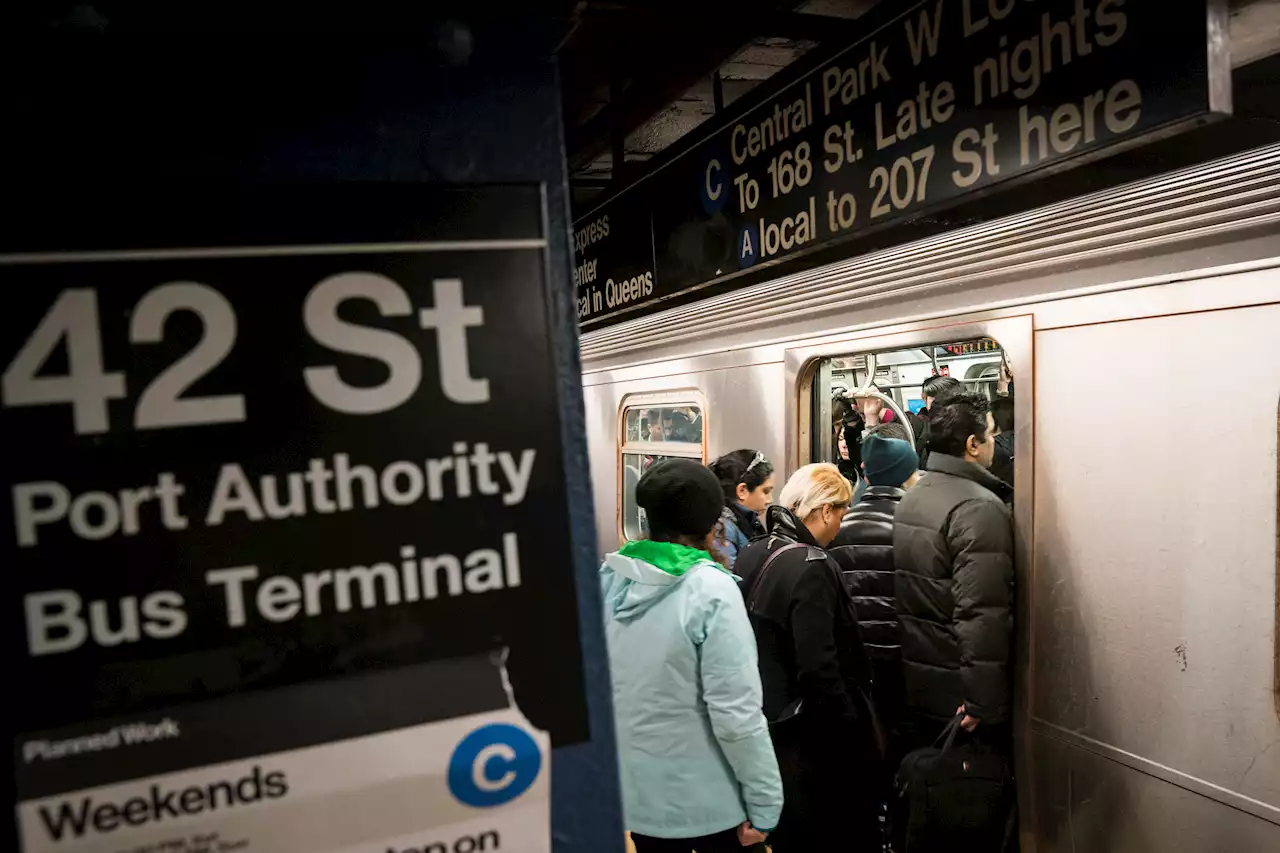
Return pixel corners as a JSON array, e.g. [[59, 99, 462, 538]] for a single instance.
[[862, 434, 919, 487]]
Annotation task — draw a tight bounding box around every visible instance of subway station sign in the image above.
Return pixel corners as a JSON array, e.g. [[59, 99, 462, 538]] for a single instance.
[[575, 0, 1230, 326], [1, 185, 582, 851]]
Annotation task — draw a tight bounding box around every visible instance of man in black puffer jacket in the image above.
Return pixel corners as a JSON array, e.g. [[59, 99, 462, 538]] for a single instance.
[[894, 392, 1014, 745], [829, 431, 919, 740]]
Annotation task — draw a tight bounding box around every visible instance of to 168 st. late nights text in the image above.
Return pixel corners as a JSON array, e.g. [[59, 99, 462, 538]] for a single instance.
[[702, 0, 1142, 266]]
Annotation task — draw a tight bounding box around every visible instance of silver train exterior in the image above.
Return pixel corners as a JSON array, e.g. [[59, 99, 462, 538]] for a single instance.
[[578, 144, 1280, 851]]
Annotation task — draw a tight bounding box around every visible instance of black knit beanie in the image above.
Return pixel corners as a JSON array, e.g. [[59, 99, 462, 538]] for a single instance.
[[635, 459, 723, 539]]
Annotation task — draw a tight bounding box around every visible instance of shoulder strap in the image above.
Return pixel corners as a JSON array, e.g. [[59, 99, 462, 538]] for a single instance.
[[746, 542, 807, 610]]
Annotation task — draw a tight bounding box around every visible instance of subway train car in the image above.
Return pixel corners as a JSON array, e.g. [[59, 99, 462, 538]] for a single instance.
[[579, 144, 1280, 851]]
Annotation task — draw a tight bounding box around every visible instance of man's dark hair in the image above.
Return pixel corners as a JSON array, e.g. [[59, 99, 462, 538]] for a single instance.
[[921, 375, 963, 401], [866, 421, 910, 443], [664, 410, 697, 441], [991, 396, 1014, 434], [927, 392, 992, 458]]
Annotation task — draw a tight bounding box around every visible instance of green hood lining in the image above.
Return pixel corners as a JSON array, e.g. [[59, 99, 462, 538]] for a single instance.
[[617, 540, 727, 577]]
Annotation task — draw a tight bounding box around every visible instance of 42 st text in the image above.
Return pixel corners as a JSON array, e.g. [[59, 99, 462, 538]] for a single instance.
[[2, 274, 492, 436]]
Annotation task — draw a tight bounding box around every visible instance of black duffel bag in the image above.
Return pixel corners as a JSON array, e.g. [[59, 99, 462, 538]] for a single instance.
[[894, 713, 1013, 852]]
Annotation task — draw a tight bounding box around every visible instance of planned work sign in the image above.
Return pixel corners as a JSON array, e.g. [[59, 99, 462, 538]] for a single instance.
[[576, 0, 1230, 324], [1, 185, 581, 851]]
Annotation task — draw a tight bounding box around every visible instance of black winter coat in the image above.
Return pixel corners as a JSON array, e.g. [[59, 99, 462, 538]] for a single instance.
[[904, 410, 926, 455], [736, 505, 873, 726], [894, 453, 1014, 725], [991, 430, 1015, 490], [913, 408, 933, 470], [828, 486, 906, 728], [736, 505, 881, 852]]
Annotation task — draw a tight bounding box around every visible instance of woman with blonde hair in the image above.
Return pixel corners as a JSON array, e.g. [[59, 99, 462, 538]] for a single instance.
[[734, 463, 882, 852]]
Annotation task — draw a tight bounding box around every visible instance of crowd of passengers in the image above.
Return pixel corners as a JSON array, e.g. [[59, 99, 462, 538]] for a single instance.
[[602, 377, 1017, 853]]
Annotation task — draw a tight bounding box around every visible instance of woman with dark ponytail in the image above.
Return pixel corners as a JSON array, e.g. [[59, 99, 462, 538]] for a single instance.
[[709, 449, 775, 570]]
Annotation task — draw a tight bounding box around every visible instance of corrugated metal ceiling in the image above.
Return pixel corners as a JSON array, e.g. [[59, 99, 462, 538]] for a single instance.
[[561, 0, 883, 209]]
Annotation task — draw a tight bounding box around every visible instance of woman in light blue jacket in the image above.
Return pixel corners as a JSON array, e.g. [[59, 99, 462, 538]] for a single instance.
[[601, 459, 782, 853]]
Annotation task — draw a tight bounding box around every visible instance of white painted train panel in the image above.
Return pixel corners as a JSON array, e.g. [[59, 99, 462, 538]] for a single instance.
[[1033, 299, 1280, 811]]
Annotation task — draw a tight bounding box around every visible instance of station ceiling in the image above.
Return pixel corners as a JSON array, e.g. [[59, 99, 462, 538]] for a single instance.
[[560, 0, 884, 209]]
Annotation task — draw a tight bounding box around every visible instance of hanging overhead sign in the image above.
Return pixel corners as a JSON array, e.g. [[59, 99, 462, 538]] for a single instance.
[[575, 0, 1231, 326], [573, 198, 656, 321], [1, 185, 584, 852]]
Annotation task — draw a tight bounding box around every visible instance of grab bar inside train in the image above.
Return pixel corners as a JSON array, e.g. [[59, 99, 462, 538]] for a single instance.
[[848, 353, 917, 450]]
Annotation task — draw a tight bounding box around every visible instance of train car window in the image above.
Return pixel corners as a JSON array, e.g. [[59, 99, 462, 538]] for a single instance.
[[812, 337, 1011, 494], [618, 398, 705, 541], [623, 405, 704, 443]]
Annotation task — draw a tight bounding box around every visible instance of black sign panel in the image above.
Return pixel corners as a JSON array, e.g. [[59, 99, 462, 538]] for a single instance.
[[576, 0, 1229, 325], [1, 186, 587, 751], [573, 196, 656, 322]]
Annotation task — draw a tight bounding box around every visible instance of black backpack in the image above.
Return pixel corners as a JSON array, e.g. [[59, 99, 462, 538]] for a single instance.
[[894, 714, 1015, 852]]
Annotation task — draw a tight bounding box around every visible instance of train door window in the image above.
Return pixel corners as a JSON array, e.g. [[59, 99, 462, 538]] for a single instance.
[[618, 397, 706, 541], [811, 337, 1012, 494]]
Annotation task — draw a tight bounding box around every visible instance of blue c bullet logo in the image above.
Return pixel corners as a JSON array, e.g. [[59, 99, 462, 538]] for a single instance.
[[447, 723, 542, 807], [700, 156, 727, 214]]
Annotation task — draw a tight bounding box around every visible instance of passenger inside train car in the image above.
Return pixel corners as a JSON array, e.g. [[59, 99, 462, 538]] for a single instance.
[[991, 394, 1016, 489], [832, 394, 864, 486], [915, 376, 962, 468], [619, 400, 707, 541]]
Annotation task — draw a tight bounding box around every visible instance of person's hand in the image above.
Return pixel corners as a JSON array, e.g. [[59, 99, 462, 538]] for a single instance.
[[957, 704, 980, 732], [737, 821, 768, 846], [857, 394, 881, 411], [857, 395, 884, 423]]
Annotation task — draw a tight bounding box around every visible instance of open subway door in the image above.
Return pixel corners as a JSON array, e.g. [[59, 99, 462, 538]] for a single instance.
[[788, 314, 1037, 848]]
